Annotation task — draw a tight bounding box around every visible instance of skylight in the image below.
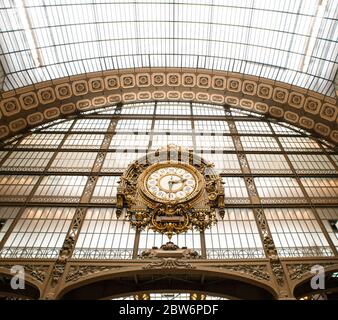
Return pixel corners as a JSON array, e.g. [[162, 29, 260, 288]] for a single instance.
[[0, 0, 337, 96]]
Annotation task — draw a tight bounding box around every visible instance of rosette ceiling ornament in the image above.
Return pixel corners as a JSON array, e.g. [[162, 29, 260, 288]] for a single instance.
[[117, 145, 225, 240]]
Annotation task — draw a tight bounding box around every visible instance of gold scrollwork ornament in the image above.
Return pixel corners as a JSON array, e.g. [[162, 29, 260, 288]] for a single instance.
[[117, 146, 225, 242]]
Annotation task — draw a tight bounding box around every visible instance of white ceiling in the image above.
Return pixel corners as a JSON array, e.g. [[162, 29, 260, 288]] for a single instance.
[[0, 0, 337, 96]]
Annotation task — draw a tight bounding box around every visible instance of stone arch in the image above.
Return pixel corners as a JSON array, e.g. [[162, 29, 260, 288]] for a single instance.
[[0, 68, 337, 145], [56, 264, 278, 300]]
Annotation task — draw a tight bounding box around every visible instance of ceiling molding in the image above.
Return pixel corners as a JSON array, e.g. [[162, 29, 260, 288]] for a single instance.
[[0, 67, 337, 144]]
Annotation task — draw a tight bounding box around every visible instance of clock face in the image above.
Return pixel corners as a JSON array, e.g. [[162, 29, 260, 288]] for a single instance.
[[144, 165, 199, 202]]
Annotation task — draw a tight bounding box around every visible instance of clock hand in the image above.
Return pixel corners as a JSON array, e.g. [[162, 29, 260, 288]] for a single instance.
[[172, 178, 187, 184], [168, 176, 174, 192]]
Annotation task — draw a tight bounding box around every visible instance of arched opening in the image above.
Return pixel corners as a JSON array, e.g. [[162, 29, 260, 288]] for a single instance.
[[0, 272, 41, 300], [293, 269, 338, 300], [59, 269, 276, 300]]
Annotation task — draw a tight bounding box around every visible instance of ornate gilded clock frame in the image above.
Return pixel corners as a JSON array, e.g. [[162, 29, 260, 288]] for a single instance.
[[116, 145, 225, 241]]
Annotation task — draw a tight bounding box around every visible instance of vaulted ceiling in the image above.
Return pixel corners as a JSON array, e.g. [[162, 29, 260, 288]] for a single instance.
[[1, 0, 337, 94]]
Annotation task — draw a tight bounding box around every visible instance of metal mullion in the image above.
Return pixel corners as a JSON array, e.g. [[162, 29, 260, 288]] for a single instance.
[[42, 5, 63, 78], [1, 20, 24, 87], [73, 216, 89, 258], [295, 213, 317, 252], [3, 49, 336, 85], [15, 201, 338, 210], [227, 212, 235, 259], [0, 8, 326, 36], [124, 219, 134, 258], [62, 130, 113, 135], [147, 102, 157, 150], [191, 102, 197, 152], [246, 211, 260, 252]]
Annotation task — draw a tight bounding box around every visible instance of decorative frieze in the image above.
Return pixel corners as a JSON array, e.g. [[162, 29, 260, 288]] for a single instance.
[[143, 258, 195, 270], [65, 265, 123, 283], [0, 264, 50, 284], [213, 264, 270, 281], [287, 263, 337, 281]]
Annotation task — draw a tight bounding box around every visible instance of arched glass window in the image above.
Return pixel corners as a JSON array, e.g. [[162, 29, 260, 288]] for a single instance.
[[0, 102, 337, 260]]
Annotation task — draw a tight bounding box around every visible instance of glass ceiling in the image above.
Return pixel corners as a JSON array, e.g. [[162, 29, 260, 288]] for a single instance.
[[0, 0, 337, 96]]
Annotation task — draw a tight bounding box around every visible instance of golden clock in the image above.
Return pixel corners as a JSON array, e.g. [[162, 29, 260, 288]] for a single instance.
[[139, 162, 204, 204]]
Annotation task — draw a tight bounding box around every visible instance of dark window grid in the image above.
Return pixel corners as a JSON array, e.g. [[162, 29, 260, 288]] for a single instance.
[[33, 177, 87, 198], [0, 118, 321, 149], [208, 221, 224, 250], [6, 216, 71, 250], [139, 231, 161, 250], [1, 152, 55, 171], [0, 178, 38, 196], [17, 125, 329, 149], [48, 152, 98, 171], [300, 178, 338, 198], [14, 134, 66, 149], [138, 229, 200, 250], [1, 33, 336, 66], [70, 118, 111, 132], [289, 154, 336, 171], [2, 9, 335, 38], [267, 216, 327, 249], [78, 216, 134, 251], [1, 48, 335, 94], [206, 217, 250, 250]]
